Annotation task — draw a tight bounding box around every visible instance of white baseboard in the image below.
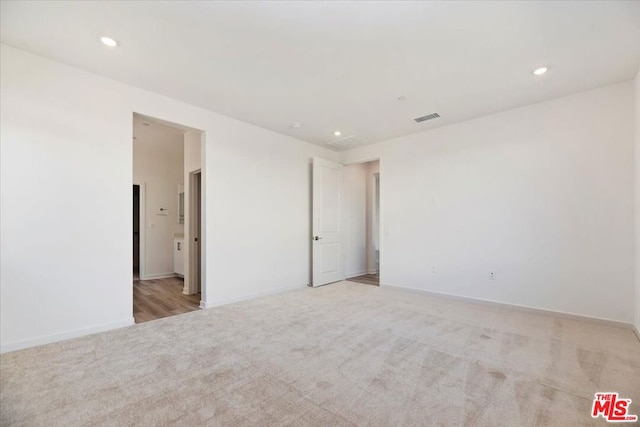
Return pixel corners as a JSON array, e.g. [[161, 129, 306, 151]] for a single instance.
[[382, 284, 633, 331], [203, 284, 305, 308], [0, 317, 135, 354], [141, 273, 178, 280]]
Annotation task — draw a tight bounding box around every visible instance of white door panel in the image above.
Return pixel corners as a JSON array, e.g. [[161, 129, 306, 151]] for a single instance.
[[312, 157, 344, 286]]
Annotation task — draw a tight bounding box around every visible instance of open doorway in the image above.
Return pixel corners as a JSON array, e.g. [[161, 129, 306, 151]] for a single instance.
[[344, 159, 380, 286], [132, 113, 205, 322]]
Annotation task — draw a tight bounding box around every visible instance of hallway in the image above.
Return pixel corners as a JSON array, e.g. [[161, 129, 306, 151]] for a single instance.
[[133, 277, 200, 323], [347, 273, 379, 286]]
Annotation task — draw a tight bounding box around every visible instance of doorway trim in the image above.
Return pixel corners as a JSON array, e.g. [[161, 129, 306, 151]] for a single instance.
[[186, 169, 202, 297], [369, 171, 380, 274], [132, 180, 146, 281], [341, 157, 382, 285], [133, 112, 206, 307]]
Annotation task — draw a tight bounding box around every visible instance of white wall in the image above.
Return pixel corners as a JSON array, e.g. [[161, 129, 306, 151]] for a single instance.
[[635, 69, 640, 333], [133, 117, 184, 278], [342, 82, 635, 323], [0, 45, 338, 352]]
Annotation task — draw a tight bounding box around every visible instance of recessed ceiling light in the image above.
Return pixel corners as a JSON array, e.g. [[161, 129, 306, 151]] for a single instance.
[[533, 67, 548, 76], [334, 131, 342, 137], [397, 96, 407, 102], [290, 122, 302, 129], [100, 36, 118, 47]]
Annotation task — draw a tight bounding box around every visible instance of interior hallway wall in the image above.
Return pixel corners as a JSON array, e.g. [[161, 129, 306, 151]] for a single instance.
[[183, 130, 202, 296]]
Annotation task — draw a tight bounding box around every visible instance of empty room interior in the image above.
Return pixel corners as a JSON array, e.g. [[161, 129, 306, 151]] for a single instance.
[[1, 1, 639, 426]]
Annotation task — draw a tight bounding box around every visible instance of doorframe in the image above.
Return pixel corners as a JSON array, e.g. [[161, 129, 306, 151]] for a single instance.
[[341, 157, 382, 284], [369, 172, 380, 274], [132, 181, 146, 281], [185, 169, 202, 297], [133, 112, 206, 306]]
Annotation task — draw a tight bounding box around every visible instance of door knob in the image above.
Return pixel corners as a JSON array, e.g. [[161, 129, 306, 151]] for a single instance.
[[314, 236, 322, 240]]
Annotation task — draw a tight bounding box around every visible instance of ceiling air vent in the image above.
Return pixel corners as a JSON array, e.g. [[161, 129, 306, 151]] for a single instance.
[[326, 135, 363, 151], [414, 113, 440, 123]]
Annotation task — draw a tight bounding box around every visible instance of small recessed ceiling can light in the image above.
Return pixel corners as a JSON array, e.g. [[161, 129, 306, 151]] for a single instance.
[[397, 96, 407, 102], [290, 122, 302, 129], [334, 131, 342, 137], [533, 67, 548, 76], [100, 36, 118, 47]]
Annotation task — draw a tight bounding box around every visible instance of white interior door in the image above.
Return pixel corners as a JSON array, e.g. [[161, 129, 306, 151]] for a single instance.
[[312, 157, 344, 286]]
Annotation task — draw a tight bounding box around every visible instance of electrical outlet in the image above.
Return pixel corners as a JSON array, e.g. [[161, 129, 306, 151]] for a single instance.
[[489, 272, 496, 280]]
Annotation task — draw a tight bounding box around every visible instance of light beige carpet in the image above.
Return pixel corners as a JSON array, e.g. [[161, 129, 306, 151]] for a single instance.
[[1, 281, 639, 426]]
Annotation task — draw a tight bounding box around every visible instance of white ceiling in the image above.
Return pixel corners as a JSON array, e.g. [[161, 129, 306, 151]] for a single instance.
[[2, 1, 640, 150]]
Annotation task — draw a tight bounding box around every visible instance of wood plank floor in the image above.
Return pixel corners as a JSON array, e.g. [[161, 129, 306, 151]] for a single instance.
[[133, 276, 200, 323], [347, 272, 379, 286]]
